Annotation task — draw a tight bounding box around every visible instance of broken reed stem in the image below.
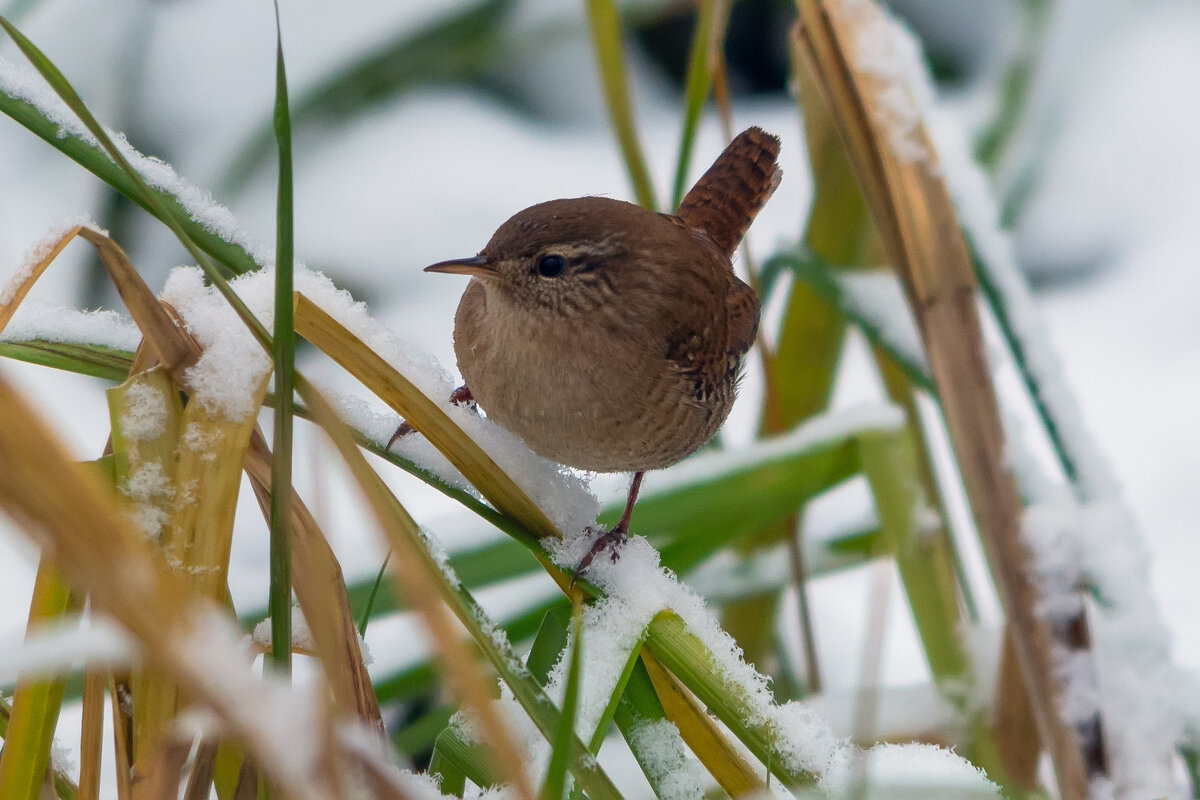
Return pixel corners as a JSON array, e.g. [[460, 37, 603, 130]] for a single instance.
[[791, 1, 1105, 797]]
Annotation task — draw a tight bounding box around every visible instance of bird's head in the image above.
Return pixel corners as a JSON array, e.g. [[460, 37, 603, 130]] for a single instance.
[[425, 196, 666, 317]]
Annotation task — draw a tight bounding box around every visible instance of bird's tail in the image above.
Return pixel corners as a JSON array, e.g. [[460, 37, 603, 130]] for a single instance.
[[674, 126, 782, 257]]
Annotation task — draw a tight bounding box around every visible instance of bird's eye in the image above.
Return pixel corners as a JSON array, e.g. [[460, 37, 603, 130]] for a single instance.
[[537, 254, 565, 278]]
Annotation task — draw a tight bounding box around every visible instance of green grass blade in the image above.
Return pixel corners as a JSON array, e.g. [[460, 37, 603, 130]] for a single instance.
[[857, 428, 968, 688], [0, 15, 270, 350], [612, 659, 672, 798], [0, 91, 259, 277], [541, 600, 583, 800], [429, 743, 468, 797], [527, 606, 572, 687], [432, 727, 496, 789], [0, 560, 78, 800], [967, 237, 1081, 492], [583, 0, 658, 210], [670, 0, 724, 209], [763, 249, 934, 392], [0, 340, 133, 382], [356, 551, 391, 638], [268, 0, 295, 677]]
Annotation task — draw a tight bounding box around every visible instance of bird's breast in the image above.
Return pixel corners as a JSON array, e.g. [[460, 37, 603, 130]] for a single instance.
[[451, 281, 733, 472]]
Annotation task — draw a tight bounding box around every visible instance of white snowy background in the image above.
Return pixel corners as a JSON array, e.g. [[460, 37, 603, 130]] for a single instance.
[[0, 0, 1197, 796]]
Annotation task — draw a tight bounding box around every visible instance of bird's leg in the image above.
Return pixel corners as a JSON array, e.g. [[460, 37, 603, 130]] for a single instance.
[[386, 384, 476, 450], [571, 470, 645, 584]]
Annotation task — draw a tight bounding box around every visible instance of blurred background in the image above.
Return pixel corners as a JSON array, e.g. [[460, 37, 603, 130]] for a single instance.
[[0, 0, 1197, 792]]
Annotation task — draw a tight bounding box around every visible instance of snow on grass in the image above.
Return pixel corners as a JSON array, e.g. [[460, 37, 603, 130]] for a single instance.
[[0, 57, 264, 265], [171, 607, 328, 792], [625, 718, 706, 800], [829, 1, 1200, 791], [919, 49, 1200, 800], [819, 741, 999, 796], [118, 379, 168, 440], [0, 614, 134, 686], [646, 402, 905, 497], [121, 461, 173, 539], [0, 300, 141, 350], [833, 270, 928, 372], [0, 213, 107, 307], [252, 605, 316, 653], [538, 404, 988, 787], [335, 720, 454, 799], [837, 0, 934, 164]]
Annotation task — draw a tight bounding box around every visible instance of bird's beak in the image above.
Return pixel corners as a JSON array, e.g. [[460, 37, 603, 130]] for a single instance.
[[424, 255, 496, 278]]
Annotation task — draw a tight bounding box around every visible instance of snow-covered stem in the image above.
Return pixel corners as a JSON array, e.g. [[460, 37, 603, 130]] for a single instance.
[[792, 0, 1105, 795], [0, 61, 261, 278]]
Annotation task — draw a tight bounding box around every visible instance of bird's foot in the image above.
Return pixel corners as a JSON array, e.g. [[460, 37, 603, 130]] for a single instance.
[[387, 385, 476, 450], [569, 525, 628, 587]]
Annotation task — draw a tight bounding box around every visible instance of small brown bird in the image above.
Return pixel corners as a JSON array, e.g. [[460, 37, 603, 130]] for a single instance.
[[417, 127, 781, 574]]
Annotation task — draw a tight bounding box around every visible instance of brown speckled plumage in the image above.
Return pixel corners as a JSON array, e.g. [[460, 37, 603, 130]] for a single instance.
[[439, 127, 781, 473]]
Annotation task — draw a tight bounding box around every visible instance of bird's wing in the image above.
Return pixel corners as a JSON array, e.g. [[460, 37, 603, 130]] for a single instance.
[[725, 274, 760, 360], [674, 127, 782, 258]]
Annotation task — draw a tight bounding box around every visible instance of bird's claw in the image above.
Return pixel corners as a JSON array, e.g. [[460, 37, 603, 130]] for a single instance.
[[387, 385, 476, 451], [568, 525, 628, 587]]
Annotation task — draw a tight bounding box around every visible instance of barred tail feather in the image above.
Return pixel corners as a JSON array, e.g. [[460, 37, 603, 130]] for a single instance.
[[674, 127, 782, 257]]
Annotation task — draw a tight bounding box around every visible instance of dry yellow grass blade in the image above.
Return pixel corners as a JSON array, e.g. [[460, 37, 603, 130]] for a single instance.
[[107, 368, 182, 545], [793, 1, 1103, 797], [134, 731, 194, 800], [300, 379, 537, 800], [0, 374, 339, 800], [70, 230, 381, 760], [0, 224, 89, 334], [78, 229, 201, 375], [244, 428, 383, 732], [160, 373, 268, 602], [107, 367, 185, 767], [641, 652, 766, 796], [129, 369, 267, 772], [293, 293, 559, 540], [79, 670, 105, 800]]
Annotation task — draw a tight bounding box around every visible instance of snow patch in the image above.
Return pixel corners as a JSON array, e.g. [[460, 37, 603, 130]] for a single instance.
[[0, 213, 107, 307], [625, 718, 706, 800], [0, 300, 141, 350]]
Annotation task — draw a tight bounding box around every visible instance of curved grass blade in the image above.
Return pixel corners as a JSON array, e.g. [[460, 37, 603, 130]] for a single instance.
[[762, 249, 933, 392], [0, 15, 270, 349], [356, 551, 391, 638], [0, 88, 259, 276], [293, 293, 559, 541], [299, 378, 620, 800]]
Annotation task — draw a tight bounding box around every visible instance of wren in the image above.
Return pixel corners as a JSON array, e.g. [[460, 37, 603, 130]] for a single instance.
[[419, 127, 781, 576]]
